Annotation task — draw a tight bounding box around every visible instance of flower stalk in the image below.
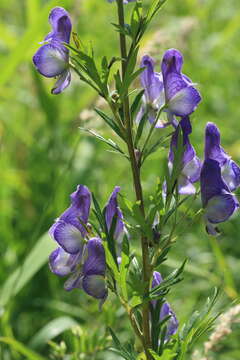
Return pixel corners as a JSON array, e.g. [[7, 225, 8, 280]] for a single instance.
[[116, 0, 152, 357]]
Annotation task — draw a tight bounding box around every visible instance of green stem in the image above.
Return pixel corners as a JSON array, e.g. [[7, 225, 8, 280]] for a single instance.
[[116, 0, 152, 358]]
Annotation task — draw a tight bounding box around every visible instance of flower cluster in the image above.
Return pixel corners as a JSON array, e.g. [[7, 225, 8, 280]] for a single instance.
[[49, 185, 124, 305], [139, 50, 240, 233], [137, 49, 201, 127]]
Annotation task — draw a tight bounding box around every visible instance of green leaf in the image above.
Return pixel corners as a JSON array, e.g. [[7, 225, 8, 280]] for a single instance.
[[149, 349, 177, 359], [130, 89, 145, 117], [29, 316, 78, 350], [94, 107, 125, 140], [130, 0, 143, 38], [146, 0, 168, 24], [0, 233, 55, 308], [108, 328, 136, 360], [103, 241, 120, 282], [0, 337, 47, 360], [134, 112, 148, 148]]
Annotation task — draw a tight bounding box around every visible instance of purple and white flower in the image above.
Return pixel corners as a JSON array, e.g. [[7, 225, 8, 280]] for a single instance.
[[168, 116, 201, 195], [201, 123, 240, 235], [205, 122, 240, 191], [33, 7, 72, 94], [49, 185, 125, 302], [152, 271, 179, 341], [104, 186, 124, 241], [137, 49, 201, 128], [161, 49, 201, 119]]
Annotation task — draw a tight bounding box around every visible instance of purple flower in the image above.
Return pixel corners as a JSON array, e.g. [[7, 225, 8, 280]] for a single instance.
[[161, 49, 201, 118], [137, 55, 167, 128], [168, 116, 201, 195], [152, 272, 179, 341], [205, 122, 240, 191], [200, 159, 239, 235], [105, 186, 124, 241], [49, 185, 91, 254], [33, 7, 72, 94], [48, 185, 127, 304]]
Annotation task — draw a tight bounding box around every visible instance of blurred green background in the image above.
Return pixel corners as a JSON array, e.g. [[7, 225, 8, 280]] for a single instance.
[[1, 0, 240, 358]]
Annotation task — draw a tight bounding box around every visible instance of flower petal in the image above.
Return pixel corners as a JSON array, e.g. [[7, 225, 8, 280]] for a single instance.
[[167, 85, 201, 116], [200, 159, 229, 207], [60, 185, 91, 236], [160, 302, 179, 339], [161, 49, 201, 116], [178, 175, 196, 195], [182, 156, 201, 183], [64, 271, 82, 291], [105, 186, 124, 241], [205, 193, 239, 224], [48, 7, 72, 43], [140, 55, 164, 104], [82, 274, 107, 299], [51, 69, 71, 94], [52, 220, 84, 254], [222, 159, 240, 191], [204, 122, 229, 166], [83, 238, 106, 276], [49, 247, 81, 276], [33, 43, 68, 77]]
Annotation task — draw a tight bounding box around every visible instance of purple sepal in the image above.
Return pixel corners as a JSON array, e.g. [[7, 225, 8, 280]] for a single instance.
[[82, 274, 108, 300], [169, 116, 201, 195], [161, 49, 201, 116], [83, 238, 106, 276], [51, 220, 84, 254], [82, 238, 107, 301], [105, 187, 124, 241], [32, 7, 72, 94], [49, 247, 81, 277], [137, 55, 166, 127], [205, 123, 240, 191], [200, 159, 239, 231], [57, 185, 91, 237], [151, 271, 178, 341], [64, 270, 82, 291]]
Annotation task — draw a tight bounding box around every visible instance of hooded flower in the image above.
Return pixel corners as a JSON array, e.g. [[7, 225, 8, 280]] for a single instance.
[[161, 49, 201, 118], [200, 159, 239, 235], [151, 271, 178, 341], [33, 7, 72, 94], [137, 50, 201, 128], [204, 122, 240, 191], [104, 186, 124, 241], [137, 55, 167, 128], [168, 116, 201, 195], [49, 185, 125, 303]]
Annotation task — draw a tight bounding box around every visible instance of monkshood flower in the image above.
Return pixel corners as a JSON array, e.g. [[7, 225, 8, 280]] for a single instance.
[[200, 159, 239, 235], [152, 271, 178, 341], [33, 7, 72, 94], [137, 55, 166, 128], [161, 49, 201, 119], [137, 50, 201, 128], [49, 185, 124, 303], [105, 186, 124, 241], [205, 122, 240, 191], [168, 116, 201, 195]]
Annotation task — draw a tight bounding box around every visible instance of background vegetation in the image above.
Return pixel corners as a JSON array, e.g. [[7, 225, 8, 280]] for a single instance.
[[1, 0, 240, 358]]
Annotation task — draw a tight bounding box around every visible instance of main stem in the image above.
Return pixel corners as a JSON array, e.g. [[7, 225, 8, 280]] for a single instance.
[[116, 1, 152, 357]]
